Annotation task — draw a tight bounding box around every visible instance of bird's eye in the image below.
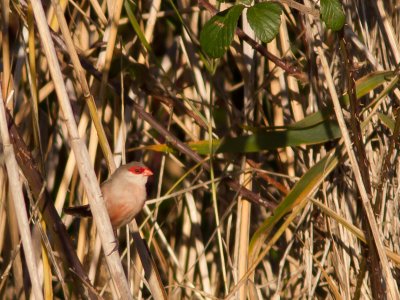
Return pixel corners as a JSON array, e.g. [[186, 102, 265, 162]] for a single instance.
[[129, 166, 144, 174]]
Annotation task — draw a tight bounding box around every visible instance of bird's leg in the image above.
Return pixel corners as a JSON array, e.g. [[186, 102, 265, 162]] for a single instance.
[[107, 230, 119, 256]]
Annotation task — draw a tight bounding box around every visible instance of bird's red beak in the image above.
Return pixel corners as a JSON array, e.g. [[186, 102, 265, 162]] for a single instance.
[[143, 168, 153, 176]]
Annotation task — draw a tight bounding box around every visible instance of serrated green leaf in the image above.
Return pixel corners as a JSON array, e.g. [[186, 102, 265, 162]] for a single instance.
[[247, 2, 282, 43], [320, 0, 345, 31], [200, 5, 245, 58]]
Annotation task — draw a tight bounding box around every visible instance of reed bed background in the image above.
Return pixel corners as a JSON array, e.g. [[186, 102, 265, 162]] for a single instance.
[[1, 0, 400, 299]]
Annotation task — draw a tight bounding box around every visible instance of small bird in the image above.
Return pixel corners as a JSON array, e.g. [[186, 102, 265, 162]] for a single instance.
[[65, 162, 153, 229]]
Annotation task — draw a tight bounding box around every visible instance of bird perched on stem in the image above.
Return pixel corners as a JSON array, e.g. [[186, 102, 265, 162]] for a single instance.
[[65, 162, 153, 229]]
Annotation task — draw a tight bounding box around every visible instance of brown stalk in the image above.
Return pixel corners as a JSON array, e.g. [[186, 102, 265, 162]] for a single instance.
[[374, 66, 400, 213], [339, 34, 383, 299], [246, 159, 289, 196]]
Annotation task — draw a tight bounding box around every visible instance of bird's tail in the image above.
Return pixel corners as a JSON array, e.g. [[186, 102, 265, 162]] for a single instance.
[[64, 204, 92, 218]]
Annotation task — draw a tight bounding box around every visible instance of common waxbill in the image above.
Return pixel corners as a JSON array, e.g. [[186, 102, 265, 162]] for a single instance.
[[65, 162, 153, 228]]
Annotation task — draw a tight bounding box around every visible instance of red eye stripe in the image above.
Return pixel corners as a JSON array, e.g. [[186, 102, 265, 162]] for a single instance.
[[128, 166, 144, 174], [128, 165, 153, 176]]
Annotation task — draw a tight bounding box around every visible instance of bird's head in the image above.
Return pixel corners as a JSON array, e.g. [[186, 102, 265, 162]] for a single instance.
[[123, 162, 153, 185]]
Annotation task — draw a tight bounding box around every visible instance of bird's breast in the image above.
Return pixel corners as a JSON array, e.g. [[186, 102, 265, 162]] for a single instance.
[[101, 179, 147, 228]]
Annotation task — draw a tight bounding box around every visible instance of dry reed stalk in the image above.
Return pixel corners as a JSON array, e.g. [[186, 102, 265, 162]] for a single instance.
[[29, 0, 132, 298], [235, 161, 252, 300], [0, 90, 43, 300], [51, 0, 114, 173], [317, 45, 399, 300], [233, 12, 254, 300], [1, 0, 11, 102], [96, 0, 124, 107]]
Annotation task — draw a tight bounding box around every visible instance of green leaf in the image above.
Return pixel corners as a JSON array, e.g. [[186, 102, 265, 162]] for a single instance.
[[341, 71, 395, 106], [247, 2, 282, 43], [141, 119, 341, 155], [124, 1, 152, 53], [287, 110, 333, 129], [249, 148, 341, 260], [238, 0, 252, 6], [377, 113, 395, 132], [208, 120, 340, 154], [354, 71, 394, 99], [200, 5, 245, 58], [320, 0, 345, 31]]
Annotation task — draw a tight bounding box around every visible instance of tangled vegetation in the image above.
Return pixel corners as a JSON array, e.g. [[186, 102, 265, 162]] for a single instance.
[[0, 0, 400, 299]]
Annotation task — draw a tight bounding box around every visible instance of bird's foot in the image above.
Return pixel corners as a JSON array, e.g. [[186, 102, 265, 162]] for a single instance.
[[107, 239, 119, 256]]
